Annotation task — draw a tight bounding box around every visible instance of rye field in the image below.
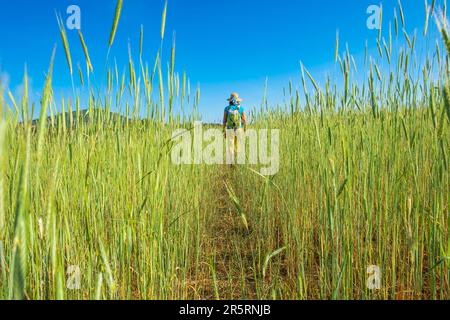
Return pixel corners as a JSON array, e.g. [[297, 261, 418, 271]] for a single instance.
[[0, 1, 449, 300]]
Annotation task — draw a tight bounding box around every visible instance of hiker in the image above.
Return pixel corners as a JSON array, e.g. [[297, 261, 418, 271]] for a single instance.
[[223, 92, 247, 164]]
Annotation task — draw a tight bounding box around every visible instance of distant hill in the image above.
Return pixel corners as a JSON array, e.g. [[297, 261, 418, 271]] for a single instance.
[[30, 109, 130, 127], [27, 110, 222, 128]]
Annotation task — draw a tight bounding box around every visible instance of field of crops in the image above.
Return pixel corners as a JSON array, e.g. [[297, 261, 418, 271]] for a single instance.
[[0, 1, 449, 300]]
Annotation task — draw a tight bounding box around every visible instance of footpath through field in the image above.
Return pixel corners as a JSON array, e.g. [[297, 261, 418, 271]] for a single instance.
[[188, 166, 258, 299]]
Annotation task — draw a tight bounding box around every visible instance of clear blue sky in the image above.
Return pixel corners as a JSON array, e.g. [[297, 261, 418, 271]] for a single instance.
[[0, 0, 439, 122]]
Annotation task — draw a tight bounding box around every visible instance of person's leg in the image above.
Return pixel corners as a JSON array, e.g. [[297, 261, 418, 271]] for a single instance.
[[226, 129, 236, 164], [235, 128, 246, 164]]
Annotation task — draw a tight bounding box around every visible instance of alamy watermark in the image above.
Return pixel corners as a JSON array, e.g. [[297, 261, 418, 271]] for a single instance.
[[366, 265, 381, 290], [367, 5, 382, 30], [66, 265, 81, 290], [171, 122, 280, 176], [66, 5, 81, 30]]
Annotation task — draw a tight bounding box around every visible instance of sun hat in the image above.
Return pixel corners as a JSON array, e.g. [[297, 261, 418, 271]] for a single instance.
[[227, 92, 243, 103]]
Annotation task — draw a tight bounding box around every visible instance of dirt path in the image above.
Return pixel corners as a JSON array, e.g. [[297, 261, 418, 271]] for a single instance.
[[189, 166, 258, 299]]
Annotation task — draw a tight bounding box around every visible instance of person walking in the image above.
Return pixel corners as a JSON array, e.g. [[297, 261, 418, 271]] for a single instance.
[[223, 92, 247, 164]]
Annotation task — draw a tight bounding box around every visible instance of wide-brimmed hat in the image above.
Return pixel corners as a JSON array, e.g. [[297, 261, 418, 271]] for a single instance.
[[227, 92, 243, 103]]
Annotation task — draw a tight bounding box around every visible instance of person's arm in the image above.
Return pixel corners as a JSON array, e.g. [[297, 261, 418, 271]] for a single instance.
[[242, 112, 247, 132]]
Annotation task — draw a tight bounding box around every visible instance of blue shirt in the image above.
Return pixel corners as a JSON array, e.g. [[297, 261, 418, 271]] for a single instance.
[[224, 105, 244, 129]]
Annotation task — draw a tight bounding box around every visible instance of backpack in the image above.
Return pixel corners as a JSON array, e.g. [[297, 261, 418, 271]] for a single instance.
[[226, 106, 242, 129]]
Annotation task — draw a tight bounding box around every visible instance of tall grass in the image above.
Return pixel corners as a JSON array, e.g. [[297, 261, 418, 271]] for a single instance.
[[0, 1, 448, 300], [108, 0, 123, 53]]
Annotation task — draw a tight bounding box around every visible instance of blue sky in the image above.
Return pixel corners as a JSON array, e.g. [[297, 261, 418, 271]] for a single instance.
[[0, 0, 441, 122]]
